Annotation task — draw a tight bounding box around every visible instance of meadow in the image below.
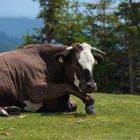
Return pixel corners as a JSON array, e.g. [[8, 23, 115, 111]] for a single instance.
[[0, 93, 140, 140]]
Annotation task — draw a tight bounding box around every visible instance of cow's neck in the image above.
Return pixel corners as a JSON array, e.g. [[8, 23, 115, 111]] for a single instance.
[[39, 45, 66, 57], [37, 45, 67, 83]]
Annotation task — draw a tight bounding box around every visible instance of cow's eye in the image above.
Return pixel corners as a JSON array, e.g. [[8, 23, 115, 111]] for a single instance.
[[79, 45, 83, 51]]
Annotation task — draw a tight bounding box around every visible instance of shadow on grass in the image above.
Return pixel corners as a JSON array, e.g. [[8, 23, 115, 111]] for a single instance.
[[40, 112, 89, 118]]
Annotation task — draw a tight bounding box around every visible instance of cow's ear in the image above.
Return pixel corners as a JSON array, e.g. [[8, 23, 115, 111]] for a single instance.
[[54, 46, 74, 64], [54, 47, 73, 64], [92, 52, 104, 64], [54, 53, 66, 64], [91, 48, 105, 64]]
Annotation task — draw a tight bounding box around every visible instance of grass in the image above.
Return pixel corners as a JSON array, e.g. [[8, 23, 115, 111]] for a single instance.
[[0, 93, 140, 140]]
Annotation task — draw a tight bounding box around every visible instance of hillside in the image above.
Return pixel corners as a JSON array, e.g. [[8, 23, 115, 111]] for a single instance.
[[0, 17, 42, 52], [0, 93, 139, 140], [0, 32, 22, 52], [0, 17, 42, 38]]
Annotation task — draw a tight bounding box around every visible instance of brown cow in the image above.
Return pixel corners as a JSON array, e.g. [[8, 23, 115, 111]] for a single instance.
[[0, 43, 105, 116]]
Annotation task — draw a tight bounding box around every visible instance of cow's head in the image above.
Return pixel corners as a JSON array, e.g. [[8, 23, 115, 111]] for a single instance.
[[55, 43, 105, 93]]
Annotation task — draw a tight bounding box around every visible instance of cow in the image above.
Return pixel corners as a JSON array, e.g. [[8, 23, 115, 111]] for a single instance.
[[0, 43, 105, 117]]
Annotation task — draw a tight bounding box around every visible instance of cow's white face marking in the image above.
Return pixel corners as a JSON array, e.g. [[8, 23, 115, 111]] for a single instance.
[[74, 73, 80, 87], [78, 43, 95, 73], [24, 100, 43, 112]]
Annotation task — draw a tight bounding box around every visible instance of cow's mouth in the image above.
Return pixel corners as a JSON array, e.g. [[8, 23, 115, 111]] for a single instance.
[[80, 82, 97, 94], [72, 82, 96, 95], [72, 85, 94, 95], [81, 88, 95, 94]]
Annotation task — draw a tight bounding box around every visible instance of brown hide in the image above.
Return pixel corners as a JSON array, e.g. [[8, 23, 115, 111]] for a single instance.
[[0, 45, 66, 106]]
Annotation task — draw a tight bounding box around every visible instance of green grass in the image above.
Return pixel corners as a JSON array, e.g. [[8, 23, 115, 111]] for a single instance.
[[0, 93, 140, 140]]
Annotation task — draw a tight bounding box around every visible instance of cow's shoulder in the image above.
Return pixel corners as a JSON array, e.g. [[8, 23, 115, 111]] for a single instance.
[[23, 43, 57, 49]]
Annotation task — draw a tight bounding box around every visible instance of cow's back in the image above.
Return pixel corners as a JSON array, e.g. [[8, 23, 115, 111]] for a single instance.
[[0, 48, 47, 106]]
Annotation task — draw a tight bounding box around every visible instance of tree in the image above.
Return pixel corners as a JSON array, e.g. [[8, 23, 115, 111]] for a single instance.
[[115, 0, 140, 93], [24, 0, 86, 45], [84, 0, 120, 92]]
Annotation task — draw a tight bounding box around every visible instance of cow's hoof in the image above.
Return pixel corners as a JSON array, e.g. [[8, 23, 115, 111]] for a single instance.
[[4, 106, 22, 115], [68, 103, 77, 112], [0, 107, 9, 117], [70, 103, 77, 112], [85, 105, 96, 115]]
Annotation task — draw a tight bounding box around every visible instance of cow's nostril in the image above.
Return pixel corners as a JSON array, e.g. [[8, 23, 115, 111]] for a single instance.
[[81, 82, 97, 93], [87, 83, 93, 88], [86, 82, 97, 91]]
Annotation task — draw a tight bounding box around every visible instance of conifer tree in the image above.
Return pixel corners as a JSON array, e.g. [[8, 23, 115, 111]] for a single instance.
[[24, 0, 85, 45]]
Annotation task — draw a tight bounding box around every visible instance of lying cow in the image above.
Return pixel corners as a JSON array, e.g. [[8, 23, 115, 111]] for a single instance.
[[0, 43, 105, 116]]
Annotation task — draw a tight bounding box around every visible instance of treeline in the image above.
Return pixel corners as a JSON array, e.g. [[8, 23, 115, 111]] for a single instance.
[[23, 0, 140, 94]]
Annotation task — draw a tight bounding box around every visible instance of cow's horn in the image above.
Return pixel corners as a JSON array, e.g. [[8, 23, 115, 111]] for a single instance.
[[92, 47, 106, 54], [66, 46, 73, 51]]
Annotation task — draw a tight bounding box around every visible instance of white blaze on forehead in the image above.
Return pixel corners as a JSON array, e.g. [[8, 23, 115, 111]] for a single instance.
[[78, 43, 95, 72], [24, 100, 43, 112]]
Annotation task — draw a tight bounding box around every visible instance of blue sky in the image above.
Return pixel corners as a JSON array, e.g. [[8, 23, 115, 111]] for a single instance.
[[0, 0, 40, 18], [0, 0, 93, 18], [0, 0, 139, 18]]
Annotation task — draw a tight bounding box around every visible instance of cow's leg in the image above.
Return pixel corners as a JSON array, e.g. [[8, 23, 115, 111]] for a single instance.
[[48, 95, 77, 112], [46, 84, 95, 112], [24, 83, 77, 113], [61, 95, 77, 112], [70, 92, 96, 115], [38, 95, 77, 113], [28, 83, 73, 103], [28, 83, 95, 114], [0, 89, 22, 116], [0, 107, 9, 117], [0, 106, 22, 117], [4, 106, 22, 115]]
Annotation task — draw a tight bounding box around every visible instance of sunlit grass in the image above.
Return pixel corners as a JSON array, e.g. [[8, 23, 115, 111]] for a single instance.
[[0, 93, 140, 140]]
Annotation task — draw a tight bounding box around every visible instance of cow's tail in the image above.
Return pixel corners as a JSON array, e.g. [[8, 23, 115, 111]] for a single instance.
[[0, 106, 22, 117]]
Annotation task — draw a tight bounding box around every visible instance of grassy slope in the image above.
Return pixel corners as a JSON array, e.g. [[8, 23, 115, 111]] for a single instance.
[[0, 93, 140, 140]]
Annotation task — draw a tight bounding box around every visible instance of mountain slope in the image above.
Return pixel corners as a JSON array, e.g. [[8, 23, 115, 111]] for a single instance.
[[0, 17, 42, 51], [0, 17, 42, 38]]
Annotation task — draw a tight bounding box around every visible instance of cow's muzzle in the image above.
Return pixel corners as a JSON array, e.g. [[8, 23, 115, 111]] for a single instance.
[[81, 82, 97, 93]]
